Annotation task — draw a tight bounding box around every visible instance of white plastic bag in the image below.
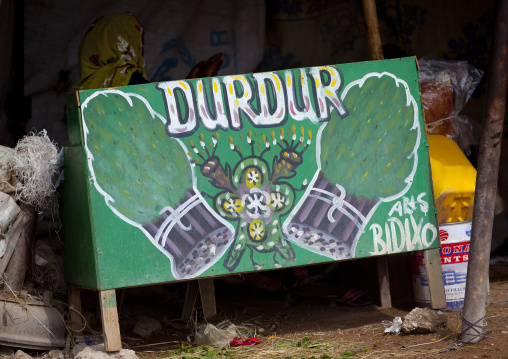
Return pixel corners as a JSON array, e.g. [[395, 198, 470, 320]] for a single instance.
[[195, 323, 237, 348], [383, 317, 403, 334]]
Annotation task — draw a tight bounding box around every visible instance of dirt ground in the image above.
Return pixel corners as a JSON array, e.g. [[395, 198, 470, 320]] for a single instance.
[[78, 259, 508, 359]]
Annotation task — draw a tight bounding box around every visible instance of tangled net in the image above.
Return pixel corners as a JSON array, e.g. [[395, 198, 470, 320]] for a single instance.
[[9, 130, 58, 210]]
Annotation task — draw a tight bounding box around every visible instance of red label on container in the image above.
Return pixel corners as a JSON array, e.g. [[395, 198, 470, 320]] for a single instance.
[[439, 241, 469, 264], [439, 229, 449, 242]]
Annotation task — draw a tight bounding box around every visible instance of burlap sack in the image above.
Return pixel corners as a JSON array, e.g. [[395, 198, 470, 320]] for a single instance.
[[0, 191, 20, 234], [0, 145, 19, 195]]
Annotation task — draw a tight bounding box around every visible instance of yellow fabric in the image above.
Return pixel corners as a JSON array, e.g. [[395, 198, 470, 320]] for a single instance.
[[74, 13, 147, 90]]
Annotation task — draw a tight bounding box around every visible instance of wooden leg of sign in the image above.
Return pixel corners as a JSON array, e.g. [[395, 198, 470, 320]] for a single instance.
[[181, 280, 200, 320], [423, 248, 447, 309], [198, 278, 216, 319], [377, 256, 391, 309], [99, 289, 122, 352], [68, 287, 83, 332]]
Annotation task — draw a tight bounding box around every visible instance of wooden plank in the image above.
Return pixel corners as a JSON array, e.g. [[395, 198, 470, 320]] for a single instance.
[[423, 248, 447, 309], [181, 280, 199, 320], [68, 287, 83, 332], [198, 278, 216, 320], [99, 289, 122, 352], [376, 256, 391, 309]]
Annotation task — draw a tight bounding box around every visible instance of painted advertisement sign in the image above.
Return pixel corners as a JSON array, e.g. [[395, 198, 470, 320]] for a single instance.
[[68, 58, 439, 287]]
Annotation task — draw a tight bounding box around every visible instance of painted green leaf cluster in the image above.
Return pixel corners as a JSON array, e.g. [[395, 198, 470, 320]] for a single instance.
[[320, 75, 417, 200], [84, 92, 192, 224]]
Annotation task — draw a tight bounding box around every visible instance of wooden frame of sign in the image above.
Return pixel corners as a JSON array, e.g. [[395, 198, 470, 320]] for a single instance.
[[62, 57, 445, 351]]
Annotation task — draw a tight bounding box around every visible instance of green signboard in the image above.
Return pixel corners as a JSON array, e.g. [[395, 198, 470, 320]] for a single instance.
[[63, 57, 439, 290]]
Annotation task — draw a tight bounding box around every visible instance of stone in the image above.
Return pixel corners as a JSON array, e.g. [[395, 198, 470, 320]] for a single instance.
[[74, 345, 137, 359], [14, 350, 33, 359], [401, 307, 447, 334], [47, 350, 63, 359], [132, 316, 162, 338], [71, 343, 88, 358]]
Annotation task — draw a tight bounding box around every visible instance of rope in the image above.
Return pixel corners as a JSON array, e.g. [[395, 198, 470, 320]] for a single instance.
[[434, 339, 464, 354], [458, 310, 492, 344], [426, 115, 456, 127], [434, 310, 493, 354]]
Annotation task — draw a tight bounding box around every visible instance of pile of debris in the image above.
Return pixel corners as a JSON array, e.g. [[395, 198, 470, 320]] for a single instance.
[[0, 131, 66, 349]]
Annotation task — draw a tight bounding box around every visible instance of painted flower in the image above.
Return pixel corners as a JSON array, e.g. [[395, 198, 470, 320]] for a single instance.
[[214, 156, 296, 271], [246, 168, 260, 185]]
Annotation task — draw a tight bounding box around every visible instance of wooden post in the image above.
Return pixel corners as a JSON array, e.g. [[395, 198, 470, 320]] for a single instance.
[[181, 279, 217, 320], [362, 0, 445, 311], [69, 287, 83, 332], [99, 289, 122, 352], [461, 0, 508, 344], [362, 0, 384, 61], [423, 248, 446, 309], [198, 278, 216, 319], [362, 0, 393, 309], [181, 280, 199, 320], [376, 256, 391, 308]]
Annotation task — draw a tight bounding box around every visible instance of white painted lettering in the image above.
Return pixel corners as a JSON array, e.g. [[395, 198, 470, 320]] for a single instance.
[[157, 81, 198, 135], [370, 223, 387, 254], [421, 222, 437, 247], [195, 78, 229, 131], [308, 67, 347, 120]]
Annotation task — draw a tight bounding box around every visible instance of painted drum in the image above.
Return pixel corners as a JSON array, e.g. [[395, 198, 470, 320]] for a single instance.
[[142, 189, 234, 279], [285, 171, 375, 260], [411, 221, 486, 311]]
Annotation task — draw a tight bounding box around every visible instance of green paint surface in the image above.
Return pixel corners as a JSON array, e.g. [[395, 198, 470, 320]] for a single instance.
[[61, 145, 99, 289], [101, 291, 117, 308], [83, 92, 192, 224], [63, 58, 439, 290]]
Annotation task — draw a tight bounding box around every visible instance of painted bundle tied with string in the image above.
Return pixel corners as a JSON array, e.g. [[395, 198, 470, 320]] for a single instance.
[[9, 130, 59, 211], [286, 74, 418, 260]]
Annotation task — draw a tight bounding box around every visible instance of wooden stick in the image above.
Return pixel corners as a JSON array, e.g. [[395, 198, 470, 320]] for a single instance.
[[198, 278, 216, 319], [362, 0, 393, 309], [69, 287, 83, 332], [376, 256, 391, 308], [181, 280, 199, 320], [423, 248, 446, 309], [99, 289, 122, 352], [362, 0, 384, 61]]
